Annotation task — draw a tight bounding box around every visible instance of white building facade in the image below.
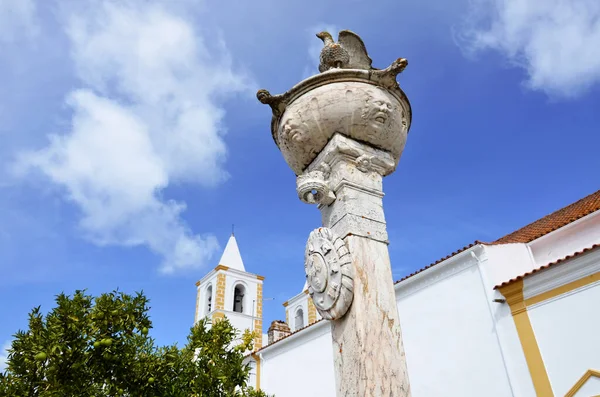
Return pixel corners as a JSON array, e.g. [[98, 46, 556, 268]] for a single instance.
[[198, 190, 600, 397]]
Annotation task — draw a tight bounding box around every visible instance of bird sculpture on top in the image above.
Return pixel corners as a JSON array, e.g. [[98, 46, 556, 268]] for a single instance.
[[316, 30, 374, 72]]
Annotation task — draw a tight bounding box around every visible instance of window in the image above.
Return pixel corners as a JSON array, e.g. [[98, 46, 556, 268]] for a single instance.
[[233, 285, 245, 313], [205, 285, 213, 315], [295, 308, 304, 330]]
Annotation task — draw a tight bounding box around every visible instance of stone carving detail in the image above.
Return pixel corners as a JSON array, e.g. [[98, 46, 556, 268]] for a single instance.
[[355, 154, 373, 173], [304, 227, 354, 320], [296, 170, 336, 205]]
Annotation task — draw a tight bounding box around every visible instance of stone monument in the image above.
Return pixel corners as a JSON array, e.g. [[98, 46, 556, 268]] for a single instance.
[[257, 30, 412, 396]]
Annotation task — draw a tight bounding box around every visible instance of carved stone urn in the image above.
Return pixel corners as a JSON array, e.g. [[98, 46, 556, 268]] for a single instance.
[[257, 64, 412, 177]]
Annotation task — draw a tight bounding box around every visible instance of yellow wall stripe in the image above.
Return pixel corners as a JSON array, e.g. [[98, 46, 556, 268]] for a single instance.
[[525, 271, 600, 307], [251, 353, 261, 390], [499, 280, 554, 397], [565, 369, 600, 397]]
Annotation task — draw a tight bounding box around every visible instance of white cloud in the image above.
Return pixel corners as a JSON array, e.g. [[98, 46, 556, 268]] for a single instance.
[[15, 1, 252, 274], [0, 341, 9, 372], [458, 0, 600, 98], [0, 0, 38, 43]]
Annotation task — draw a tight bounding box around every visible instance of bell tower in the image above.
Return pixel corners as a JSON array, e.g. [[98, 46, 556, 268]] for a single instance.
[[194, 233, 265, 350]]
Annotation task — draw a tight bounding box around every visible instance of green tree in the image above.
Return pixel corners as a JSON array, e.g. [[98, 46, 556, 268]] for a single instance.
[[0, 290, 271, 397]]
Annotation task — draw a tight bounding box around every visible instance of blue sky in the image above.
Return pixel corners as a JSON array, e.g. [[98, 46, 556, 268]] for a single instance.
[[1, 0, 600, 366]]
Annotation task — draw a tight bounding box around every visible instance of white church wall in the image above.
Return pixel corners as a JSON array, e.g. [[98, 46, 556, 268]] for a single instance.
[[478, 244, 538, 397], [528, 284, 600, 396], [479, 244, 536, 289], [259, 321, 336, 397], [226, 311, 257, 337], [528, 211, 600, 267], [523, 248, 600, 396], [396, 250, 515, 397]]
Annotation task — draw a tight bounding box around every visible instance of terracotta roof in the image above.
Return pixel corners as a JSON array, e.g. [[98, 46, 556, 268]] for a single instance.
[[394, 241, 482, 285], [492, 189, 600, 244], [494, 244, 600, 289]]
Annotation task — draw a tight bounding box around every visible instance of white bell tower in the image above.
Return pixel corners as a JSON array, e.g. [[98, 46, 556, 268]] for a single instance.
[[194, 233, 265, 350]]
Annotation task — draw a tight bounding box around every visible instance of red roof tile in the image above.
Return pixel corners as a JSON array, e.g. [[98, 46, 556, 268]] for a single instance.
[[494, 244, 600, 289], [492, 189, 600, 244]]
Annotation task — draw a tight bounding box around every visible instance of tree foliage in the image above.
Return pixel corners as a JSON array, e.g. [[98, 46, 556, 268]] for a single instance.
[[0, 290, 271, 397]]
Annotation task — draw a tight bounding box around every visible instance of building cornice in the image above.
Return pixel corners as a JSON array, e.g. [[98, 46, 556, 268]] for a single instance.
[[524, 246, 600, 307], [395, 244, 483, 300], [197, 265, 264, 287], [285, 290, 308, 308]]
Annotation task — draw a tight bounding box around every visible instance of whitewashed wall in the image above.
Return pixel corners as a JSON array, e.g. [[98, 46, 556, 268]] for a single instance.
[[479, 244, 538, 397], [259, 321, 336, 397], [524, 249, 600, 396], [396, 250, 516, 397]]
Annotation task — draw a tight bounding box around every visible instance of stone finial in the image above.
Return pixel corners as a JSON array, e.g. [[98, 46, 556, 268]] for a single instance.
[[267, 320, 291, 344]]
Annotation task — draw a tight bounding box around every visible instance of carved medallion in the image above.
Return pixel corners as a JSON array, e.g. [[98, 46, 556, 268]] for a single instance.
[[304, 227, 354, 320]]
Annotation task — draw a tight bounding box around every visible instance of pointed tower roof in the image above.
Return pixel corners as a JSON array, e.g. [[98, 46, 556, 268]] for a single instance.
[[218, 234, 245, 271]]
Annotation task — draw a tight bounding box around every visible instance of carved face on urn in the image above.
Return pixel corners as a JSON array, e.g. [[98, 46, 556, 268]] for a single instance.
[[282, 117, 309, 143], [361, 89, 394, 133]]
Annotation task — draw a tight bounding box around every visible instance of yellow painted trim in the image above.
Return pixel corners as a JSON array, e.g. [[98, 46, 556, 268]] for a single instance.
[[256, 275, 265, 281], [254, 284, 263, 350], [282, 301, 289, 307], [215, 273, 227, 310], [195, 280, 201, 287], [212, 311, 225, 322], [499, 280, 554, 397], [251, 353, 261, 390], [215, 264, 229, 272], [525, 271, 600, 307], [303, 290, 309, 295], [307, 296, 317, 325], [565, 369, 600, 397]]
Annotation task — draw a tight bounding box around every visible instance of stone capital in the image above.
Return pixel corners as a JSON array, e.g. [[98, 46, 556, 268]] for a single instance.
[[297, 134, 394, 242], [307, 133, 397, 178]]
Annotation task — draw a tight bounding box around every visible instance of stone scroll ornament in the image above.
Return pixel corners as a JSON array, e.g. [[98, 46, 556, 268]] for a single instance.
[[304, 227, 354, 320]]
